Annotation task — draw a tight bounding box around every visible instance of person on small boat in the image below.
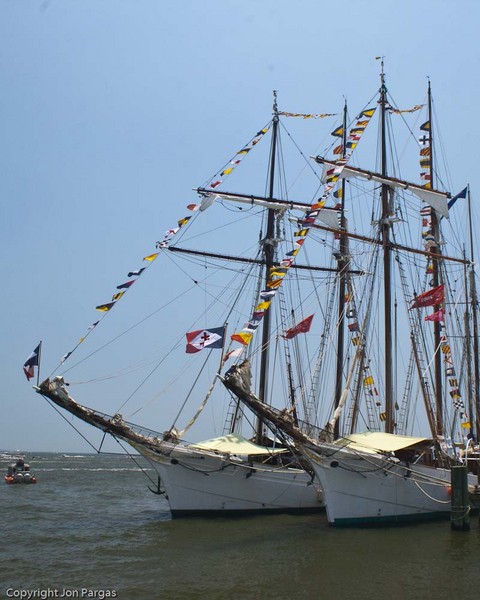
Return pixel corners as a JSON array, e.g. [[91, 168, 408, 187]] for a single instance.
[[4, 457, 37, 484]]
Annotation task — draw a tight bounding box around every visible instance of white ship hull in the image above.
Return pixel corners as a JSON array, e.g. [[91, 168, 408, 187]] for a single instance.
[[303, 444, 455, 526], [135, 442, 324, 515]]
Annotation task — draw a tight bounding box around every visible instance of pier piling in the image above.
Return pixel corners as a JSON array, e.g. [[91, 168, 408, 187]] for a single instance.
[[451, 465, 470, 531]]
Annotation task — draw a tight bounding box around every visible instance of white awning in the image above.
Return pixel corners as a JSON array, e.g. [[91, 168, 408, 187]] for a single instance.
[[191, 433, 288, 455], [335, 431, 431, 454]]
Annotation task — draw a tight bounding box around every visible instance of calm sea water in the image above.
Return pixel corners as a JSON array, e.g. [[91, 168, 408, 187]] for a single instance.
[[1, 451, 479, 600]]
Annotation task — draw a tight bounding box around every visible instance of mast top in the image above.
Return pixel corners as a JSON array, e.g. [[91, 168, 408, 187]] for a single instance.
[[376, 55, 386, 89], [272, 90, 278, 118]]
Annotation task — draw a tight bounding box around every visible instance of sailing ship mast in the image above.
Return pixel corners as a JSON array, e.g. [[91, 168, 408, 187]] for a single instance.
[[467, 185, 480, 440], [333, 100, 348, 439], [311, 74, 467, 441], [424, 80, 444, 438], [255, 91, 279, 444], [379, 60, 394, 433]]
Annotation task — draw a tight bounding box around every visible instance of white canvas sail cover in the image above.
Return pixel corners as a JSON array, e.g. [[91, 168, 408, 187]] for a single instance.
[[315, 159, 451, 219], [191, 433, 287, 455], [212, 192, 340, 229]]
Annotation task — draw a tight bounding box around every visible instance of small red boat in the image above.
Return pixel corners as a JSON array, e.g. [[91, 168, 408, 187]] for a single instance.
[[5, 457, 37, 484]]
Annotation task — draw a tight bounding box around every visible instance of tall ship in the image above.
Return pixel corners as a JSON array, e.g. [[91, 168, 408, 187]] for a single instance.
[[29, 92, 345, 515], [222, 64, 480, 525]]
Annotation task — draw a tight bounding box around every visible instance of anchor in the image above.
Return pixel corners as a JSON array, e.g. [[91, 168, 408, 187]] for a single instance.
[[148, 476, 165, 496]]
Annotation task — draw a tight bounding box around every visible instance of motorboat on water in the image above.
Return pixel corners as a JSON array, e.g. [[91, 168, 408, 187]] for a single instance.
[[5, 457, 37, 484]]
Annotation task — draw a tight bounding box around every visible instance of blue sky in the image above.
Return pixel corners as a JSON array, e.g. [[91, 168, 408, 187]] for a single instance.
[[2, 0, 479, 452]]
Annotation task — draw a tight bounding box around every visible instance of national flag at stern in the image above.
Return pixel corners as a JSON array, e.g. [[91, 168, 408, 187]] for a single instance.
[[23, 342, 42, 381], [186, 326, 226, 353]]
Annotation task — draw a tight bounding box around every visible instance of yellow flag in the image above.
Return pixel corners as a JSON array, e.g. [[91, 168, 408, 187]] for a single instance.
[[231, 331, 253, 345], [359, 108, 376, 119], [269, 267, 288, 276], [96, 302, 115, 312], [267, 279, 283, 289], [143, 253, 159, 262], [256, 301, 271, 311], [331, 126, 344, 138]]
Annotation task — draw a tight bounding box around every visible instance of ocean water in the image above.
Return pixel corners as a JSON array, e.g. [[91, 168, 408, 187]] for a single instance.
[[1, 452, 479, 600]]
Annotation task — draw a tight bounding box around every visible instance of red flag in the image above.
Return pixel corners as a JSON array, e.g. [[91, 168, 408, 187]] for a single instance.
[[283, 314, 314, 340], [411, 284, 444, 309], [425, 309, 445, 322]]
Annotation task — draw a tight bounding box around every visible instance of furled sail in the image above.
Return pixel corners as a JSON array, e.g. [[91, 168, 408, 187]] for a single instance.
[[196, 188, 340, 228], [313, 158, 451, 219]]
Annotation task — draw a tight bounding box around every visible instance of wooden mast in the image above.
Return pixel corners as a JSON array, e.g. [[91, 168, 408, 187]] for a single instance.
[[464, 252, 474, 439], [425, 80, 443, 437], [333, 100, 348, 440], [255, 91, 279, 443], [467, 185, 480, 440], [379, 61, 394, 433]]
